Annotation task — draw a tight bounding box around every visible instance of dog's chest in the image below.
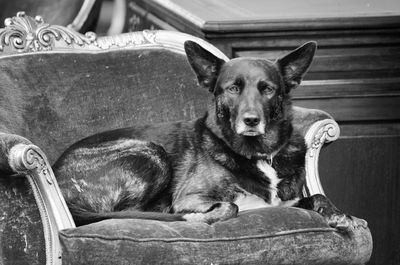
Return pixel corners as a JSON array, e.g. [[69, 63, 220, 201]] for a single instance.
[[233, 160, 283, 211], [257, 160, 282, 204]]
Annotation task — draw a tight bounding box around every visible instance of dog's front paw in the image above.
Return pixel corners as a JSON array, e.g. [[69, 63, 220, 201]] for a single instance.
[[183, 202, 238, 224], [326, 213, 350, 230], [183, 212, 208, 223], [326, 213, 368, 232]]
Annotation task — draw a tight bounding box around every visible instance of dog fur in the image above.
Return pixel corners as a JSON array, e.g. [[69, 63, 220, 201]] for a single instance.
[[53, 41, 364, 231]]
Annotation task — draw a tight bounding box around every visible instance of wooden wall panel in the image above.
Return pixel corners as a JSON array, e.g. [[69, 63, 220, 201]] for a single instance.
[[319, 136, 400, 265]]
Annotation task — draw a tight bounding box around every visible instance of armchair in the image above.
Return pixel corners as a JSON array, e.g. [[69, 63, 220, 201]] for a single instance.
[[0, 13, 372, 265]]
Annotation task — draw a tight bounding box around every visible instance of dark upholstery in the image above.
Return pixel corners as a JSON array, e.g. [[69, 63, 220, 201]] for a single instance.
[[0, 50, 211, 164], [0, 176, 46, 265], [0, 132, 46, 265], [60, 207, 372, 265]]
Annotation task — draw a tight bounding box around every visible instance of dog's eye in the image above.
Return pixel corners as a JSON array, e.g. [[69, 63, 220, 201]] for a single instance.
[[227, 85, 241, 94], [259, 83, 275, 95]]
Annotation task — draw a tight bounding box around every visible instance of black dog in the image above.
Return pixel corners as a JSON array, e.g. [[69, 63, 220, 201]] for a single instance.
[[53, 40, 363, 230]]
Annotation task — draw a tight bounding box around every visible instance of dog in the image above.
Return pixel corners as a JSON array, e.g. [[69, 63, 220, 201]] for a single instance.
[[53, 40, 365, 231]]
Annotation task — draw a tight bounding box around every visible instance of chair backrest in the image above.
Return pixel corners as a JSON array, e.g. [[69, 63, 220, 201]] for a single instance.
[[0, 13, 228, 164], [0, 14, 339, 265]]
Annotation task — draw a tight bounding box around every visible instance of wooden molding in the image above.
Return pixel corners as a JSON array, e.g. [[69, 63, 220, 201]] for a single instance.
[[131, 0, 400, 34], [0, 12, 228, 61], [303, 119, 340, 196], [9, 143, 75, 265], [0, 12, 96, 53]]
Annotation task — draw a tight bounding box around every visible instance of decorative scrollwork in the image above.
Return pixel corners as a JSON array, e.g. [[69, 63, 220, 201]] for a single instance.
[[0, 11, 96, 53], [9, 143, 53, 184], [303, 119, 340, 196], [308, 121, 340, 158], [7, 141, 75, 265], [7, 142, 74, 265], [93, 29, 157, 49]]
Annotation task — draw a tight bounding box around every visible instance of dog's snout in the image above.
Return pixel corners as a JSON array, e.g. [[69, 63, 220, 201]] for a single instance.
[[243, 114, 260, 127]]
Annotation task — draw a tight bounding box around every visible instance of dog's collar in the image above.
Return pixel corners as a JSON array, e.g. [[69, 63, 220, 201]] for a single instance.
[[255, 153, 274, 165], [256, 147, 282, 165], [266, 154, 274, 165]]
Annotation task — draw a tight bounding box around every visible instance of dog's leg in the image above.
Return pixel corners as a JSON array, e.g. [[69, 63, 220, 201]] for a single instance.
[[54, 139, 183, 225], [296, 194, 368, 232], [173, 195, 238, 224]]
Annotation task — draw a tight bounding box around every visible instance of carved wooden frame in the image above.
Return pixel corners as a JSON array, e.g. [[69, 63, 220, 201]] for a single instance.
[[303, 119, 340, 196], [0, 11, 227, 57], [8, 143, 75, 265], [0, 12, 340, 264]]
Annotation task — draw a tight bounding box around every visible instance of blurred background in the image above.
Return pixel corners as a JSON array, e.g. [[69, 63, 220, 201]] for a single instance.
[[97, 0, 125, 35]]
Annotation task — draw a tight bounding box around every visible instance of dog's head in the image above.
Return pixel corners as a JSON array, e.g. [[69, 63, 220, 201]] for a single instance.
[[185, 41, 316, 158]]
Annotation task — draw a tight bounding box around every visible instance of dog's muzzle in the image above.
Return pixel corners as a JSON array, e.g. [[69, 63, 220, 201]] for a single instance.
[[236, 113, 265, 136]]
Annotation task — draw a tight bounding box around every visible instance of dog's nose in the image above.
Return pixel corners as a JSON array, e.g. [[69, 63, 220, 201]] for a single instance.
[[243, 114, 260, 127]]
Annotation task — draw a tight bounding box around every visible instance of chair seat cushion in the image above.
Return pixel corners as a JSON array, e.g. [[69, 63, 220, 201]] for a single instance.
[[59, 207, 372, 265]]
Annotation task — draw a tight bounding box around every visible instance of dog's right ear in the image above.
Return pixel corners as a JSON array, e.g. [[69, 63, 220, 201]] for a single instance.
[[184, 40, 225, 92], [277, 41, 317, 92]]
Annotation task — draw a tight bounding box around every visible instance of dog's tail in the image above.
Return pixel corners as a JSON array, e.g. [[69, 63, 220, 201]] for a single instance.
[[69, 207, 185, 226]]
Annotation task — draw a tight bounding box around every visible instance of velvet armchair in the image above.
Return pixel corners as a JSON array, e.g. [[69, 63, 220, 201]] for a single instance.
[[0, 13, 372, 265]]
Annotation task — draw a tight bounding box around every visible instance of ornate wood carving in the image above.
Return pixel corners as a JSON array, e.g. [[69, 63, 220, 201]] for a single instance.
[[304, 119, 340, 196], [0, 11, 96, 53], [9, 143, 75, 265], [92, 30, 156, 49], [0, 11, 159, 53], [0, 12, 229, 60], [308, 121, 340, 158]]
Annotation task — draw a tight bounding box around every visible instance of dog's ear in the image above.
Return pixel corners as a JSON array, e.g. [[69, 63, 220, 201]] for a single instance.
[[277, 41, 317, 92], [184, 40, 225, 92]]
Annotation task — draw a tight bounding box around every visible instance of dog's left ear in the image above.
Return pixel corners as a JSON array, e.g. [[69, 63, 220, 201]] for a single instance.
[[184, 40, 225, 93], [277, 41, 317, 92]]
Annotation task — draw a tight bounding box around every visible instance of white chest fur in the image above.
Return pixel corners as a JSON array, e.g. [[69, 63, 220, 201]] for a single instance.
[[233, 160, 299, 212], [256, 160, 282, 206]]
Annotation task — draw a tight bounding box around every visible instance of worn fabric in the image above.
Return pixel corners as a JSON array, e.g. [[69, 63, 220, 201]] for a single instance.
[[0, 50, 210, 163], [60, 207, 372, 265], [0, 173, 46, 265]]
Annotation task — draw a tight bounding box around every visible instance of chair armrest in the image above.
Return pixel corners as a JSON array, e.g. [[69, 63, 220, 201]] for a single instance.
[[0, 132, 75, 265], [292, 107, 340, 197]]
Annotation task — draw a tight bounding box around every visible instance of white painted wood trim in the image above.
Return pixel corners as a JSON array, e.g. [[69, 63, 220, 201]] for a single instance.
[[0, 13, 228, 61], [9, 144, 75, 265], [303, 119, 340, 196]]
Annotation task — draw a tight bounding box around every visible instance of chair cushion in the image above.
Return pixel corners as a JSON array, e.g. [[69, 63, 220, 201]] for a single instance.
[[59, 207, 372, 265]]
